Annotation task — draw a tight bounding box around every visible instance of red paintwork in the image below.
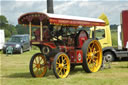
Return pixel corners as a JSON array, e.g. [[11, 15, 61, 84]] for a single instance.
[[70, 50, 76, 63], [49, 18, 105, 26], [78, 31, 88, 48], [18, 12, 47, 25], [43, 42, 56, 49], [69, 49, 83, 64], [30, 40, 56, 49], [76, 50, 83, 63], [122, 10, 128, 48], [59, 46, 74, 52]]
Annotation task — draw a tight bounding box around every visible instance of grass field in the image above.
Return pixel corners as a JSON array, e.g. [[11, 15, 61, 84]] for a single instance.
[[1, 50, 128, 85]]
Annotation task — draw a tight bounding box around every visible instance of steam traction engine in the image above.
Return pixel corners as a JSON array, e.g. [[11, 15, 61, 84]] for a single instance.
[[18, 12, 106, 78]]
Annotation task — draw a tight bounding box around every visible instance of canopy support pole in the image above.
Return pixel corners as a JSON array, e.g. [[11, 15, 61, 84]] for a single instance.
[[40, 21, 43, 41], [94, 26, 96, 39], [29, 22, 32, 41]]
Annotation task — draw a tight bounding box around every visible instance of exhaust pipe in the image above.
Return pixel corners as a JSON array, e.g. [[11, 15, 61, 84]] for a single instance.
[[47, 0, 54, 13]]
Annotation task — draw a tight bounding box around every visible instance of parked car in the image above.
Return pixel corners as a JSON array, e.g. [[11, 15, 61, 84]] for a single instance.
[[3, 34, 31, 54]]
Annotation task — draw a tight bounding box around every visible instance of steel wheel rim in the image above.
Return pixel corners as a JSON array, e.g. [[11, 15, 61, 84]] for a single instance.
[[86, 40, 102, 72], [56, 54, 70, 78], [105, 54, 112, 61], [32, 54, 47, 77]]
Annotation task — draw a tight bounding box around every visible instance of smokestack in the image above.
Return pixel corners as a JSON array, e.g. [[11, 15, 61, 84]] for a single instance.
[[47, 0, 54, 13]]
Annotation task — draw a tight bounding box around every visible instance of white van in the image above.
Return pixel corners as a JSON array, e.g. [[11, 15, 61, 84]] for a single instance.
[[0, 30, 5, 50]]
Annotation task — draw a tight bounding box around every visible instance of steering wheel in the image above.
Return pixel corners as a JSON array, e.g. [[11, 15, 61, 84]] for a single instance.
[[50, 31, 55, 36]]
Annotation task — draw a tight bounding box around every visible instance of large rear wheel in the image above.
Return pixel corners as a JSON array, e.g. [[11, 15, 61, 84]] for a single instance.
[[82, 39, 102, 73], [53, 52, 70, 78], [29, 53, 47, 77]]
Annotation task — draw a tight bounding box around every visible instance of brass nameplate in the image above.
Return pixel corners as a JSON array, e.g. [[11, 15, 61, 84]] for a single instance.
[[32, 42, 40, 44]]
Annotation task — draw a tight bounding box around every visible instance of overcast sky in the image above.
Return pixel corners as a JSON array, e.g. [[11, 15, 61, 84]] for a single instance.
[[0, 0, 128, 25]]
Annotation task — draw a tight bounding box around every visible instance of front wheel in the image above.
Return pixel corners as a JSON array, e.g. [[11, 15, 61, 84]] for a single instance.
[[53, 52, 70, 78], [82, 39, 102, 73], [29, 53, 47, 77]]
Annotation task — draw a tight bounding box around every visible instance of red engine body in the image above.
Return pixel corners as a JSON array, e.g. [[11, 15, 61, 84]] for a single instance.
[[59, 31, 88, 64], [32, 28, 88, 64]]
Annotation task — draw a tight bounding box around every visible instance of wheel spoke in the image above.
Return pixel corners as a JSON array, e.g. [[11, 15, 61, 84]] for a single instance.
[[63, 66, 67, 69], [89, 63, 93, 69], [33, 66, 37, 69], [94, 56, 98, 59], [39, 57, 43, 63], [94, 51, 100, 54], [61, 56, 63, 63], [60, 71, 63, 76], [35, 68, 39, 74], [64, 63, 67, 66], [92, 48, 95, 53], [92, 59, 97, 68], [38, 56, 41, 63], [90, 48, 93, 52], [63, 66, 67, 73], [58, 58, 61, 63], [34, 58, 38, 64], [88, 47, 92, 52], [58, 68, 62, 74], [63, 59, 66, 63], [91, 43, 95, 49], [56, 62, 59, 65], [33, 62, 37, 65], [62, 56, 66, 63], [88, 59, 92, 64], [57, 64, 60, 68], [40, 68, 43, 73], [63, 68, 66, 74]]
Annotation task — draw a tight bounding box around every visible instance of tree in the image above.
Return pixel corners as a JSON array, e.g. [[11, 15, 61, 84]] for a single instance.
[[0, 15, 8, 26], [15, 24, 29, 34], [0, 15, 17, 37], [0, 15, 8, 29], [9, 24, 17, 35]]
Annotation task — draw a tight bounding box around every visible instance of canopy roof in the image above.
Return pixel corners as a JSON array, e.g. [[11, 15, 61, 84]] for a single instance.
[[18, 12, 105, 26]]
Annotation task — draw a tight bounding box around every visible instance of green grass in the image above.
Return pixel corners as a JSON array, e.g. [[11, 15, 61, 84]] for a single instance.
[[1, 50, 128, 85]]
